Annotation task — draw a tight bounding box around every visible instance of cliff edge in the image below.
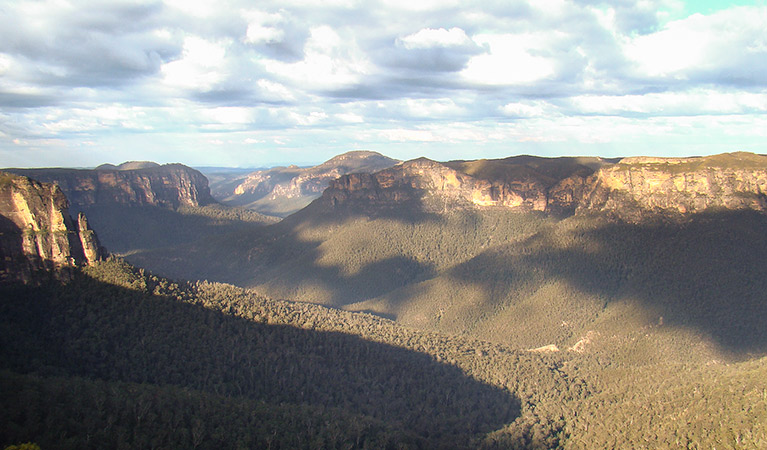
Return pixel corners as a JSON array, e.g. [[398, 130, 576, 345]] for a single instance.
[[317, 152, 767, 221], [579, 152, 767, 221], [318, 156, 609, 215], [0, 172, 104, 283], [7, 163, 215, 210]]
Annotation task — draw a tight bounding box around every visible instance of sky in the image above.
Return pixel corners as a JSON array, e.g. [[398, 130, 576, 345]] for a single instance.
[[1, 0, 766, 168]]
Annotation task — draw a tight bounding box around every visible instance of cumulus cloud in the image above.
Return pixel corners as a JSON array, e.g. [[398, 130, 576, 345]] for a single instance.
[[1, 0, 766, 167], [0, 0, 180, 89], [625, 6, 767, 86], [398, 28, 474, 49]]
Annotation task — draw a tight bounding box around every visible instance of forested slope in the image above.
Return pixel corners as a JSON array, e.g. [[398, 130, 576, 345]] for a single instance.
[[2, 259, 765, 449], [128, 203, 767, 365], [6, 152, 767, 448], [1, 259, 582, 449]]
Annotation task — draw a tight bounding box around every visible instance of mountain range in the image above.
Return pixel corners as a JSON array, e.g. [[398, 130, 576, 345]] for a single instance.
[[210, 150, 400, 217], [2, 151, 766, 449]]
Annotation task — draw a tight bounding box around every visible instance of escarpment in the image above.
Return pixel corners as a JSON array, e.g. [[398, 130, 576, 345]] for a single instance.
[[319, 156, 608, 214], [7, 163, 214, 210], [0, 172, 105, 283], [579, 152, 767, 221], [318, 152, 767, 221]]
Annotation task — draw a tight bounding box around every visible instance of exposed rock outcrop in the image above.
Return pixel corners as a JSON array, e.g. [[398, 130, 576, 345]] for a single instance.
[[222, 151, 400, 216], [320, 156, 608, 214], [318, 152, 767, 221], [579, 152, 767, 221], [7, 163, 214, 210], [0, 172, 105, 283]]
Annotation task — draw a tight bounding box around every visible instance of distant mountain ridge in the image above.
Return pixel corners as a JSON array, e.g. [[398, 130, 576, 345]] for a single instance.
[[95, 161, 160, 171], [0, 172, 104, 283], [6, 162, 215, 210], [317, 152, 767, 221], [317, 155, 615, 216], [219, 150, 400, 217]]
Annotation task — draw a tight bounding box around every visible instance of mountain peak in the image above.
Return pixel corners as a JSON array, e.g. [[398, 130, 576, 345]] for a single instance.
[[220, 151, 400, 217], [96, 161, 161, 171]]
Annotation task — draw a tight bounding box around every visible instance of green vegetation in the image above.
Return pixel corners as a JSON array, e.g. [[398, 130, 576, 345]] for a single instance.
[[79, 204, 277, 254], [127, 204, 767, 362], [3, 443, 41, 450], [245, 193, 322, 217], [1, 259, 545, 448], [614, 151, 767, 173], [2, 258, 765, 448], [445, 155, 598, 187], [5, 153, 767, 448]]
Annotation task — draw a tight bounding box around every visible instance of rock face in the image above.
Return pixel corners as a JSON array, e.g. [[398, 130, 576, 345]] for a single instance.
[[318, 152, 767, 221], [223, 151, 400, 216], [0, 172, 105, 283], [319, 156, 608, 214], [579, 152, 767, 221], [7, 163, 214, 210]]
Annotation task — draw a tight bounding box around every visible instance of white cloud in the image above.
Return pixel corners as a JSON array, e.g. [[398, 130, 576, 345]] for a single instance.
[[0, 54, 11, 75], [380, 0, 461, 12], [201, 107, 255, 124], [405, 98, 464, 118], [570, 90, 767, 116], [161, 36, 228, 90], [500, 101, 553, 118], [461, 33, 558, 85], [625, 6, 767, 81], [256, 79, 296, 102], [163, 0, 218, 17], [3, 0, 767, 167], [335, 112, 364, 123], [263, 26, 371, 91], [398, 27, 473, 50], [243, 10, 286, 44], [378, 128, 440, 142]]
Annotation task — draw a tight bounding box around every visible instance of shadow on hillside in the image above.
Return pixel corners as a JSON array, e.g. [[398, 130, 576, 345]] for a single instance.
[[124, 197, 446, 301], [0, 272, 520, 443], [0, 216, 25, 282], [283, 192, 445, 228], [126, 221, 438, 304], [448, 210, 767, 356], [117, 198, 767, 357], [80, 204, 275, 254]]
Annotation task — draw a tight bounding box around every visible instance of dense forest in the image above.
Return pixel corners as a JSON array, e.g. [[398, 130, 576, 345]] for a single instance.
[[77, 204, 277, 254], [125, 203, 767, 362], [4, 154, 767, 448], [2, 259, 766, 448]]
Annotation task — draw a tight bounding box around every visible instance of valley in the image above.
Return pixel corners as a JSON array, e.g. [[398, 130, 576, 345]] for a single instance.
[[2, 151, 767, 449]]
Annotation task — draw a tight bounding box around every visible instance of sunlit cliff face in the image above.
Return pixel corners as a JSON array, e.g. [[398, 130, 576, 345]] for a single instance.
[[0, 173, 103, 283]]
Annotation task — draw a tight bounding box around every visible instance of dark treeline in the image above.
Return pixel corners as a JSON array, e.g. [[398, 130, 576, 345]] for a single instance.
[[2, 259, 766, 449], [78, 204, 277, 254], [0, 259, 579, 449]]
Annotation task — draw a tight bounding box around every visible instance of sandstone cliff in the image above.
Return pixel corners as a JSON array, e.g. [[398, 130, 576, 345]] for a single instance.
[[8, 163, 214, 210], [0, 172, 104, 283], [319, 156, 607, 214], [318, 152, 767, 221], [222, 151, 400, 216], [579, 152, 767, 221]]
